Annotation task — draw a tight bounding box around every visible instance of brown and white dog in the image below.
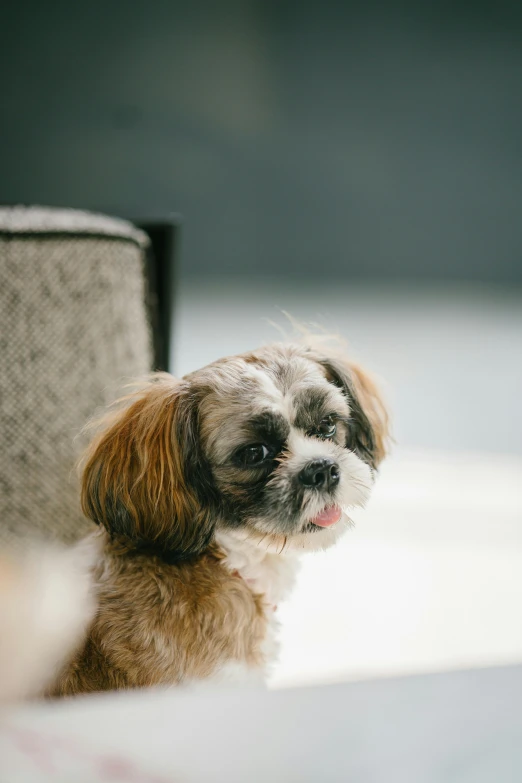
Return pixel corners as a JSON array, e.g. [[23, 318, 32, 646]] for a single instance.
[[45, 341, 389, 696]]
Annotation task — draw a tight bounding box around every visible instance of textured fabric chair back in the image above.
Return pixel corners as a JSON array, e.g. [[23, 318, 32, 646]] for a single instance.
[[0, 207, 153, 545]]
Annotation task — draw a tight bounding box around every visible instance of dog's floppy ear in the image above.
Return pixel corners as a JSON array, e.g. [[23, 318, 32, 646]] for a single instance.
[[312, 352, 390, 469], [81, 375, 218, 559]]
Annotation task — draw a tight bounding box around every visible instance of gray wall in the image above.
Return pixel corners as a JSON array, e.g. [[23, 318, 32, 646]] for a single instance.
[[2, 0, 522, 283]]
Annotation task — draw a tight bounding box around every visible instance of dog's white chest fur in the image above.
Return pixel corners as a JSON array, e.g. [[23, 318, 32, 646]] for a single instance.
[[215, 529, 299, 677], [216, 529, 299, 609]]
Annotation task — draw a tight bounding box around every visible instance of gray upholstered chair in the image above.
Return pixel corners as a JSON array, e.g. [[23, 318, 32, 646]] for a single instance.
[[0, 206, 155, 546]]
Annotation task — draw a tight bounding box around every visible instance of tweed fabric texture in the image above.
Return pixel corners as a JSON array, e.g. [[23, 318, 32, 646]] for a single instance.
[[0, 207, 153, 546]]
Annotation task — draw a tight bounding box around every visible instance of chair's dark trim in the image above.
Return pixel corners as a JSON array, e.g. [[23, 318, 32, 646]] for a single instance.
[[0, 230, 145, 247], [137, 220, 179, 372]]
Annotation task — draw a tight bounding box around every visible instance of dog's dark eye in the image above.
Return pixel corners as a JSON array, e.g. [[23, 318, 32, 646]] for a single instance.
[[238, 444, 272, 467], [315, 416, 337, 439]]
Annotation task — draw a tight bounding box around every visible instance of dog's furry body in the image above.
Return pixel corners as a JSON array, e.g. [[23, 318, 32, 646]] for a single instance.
[[48, 529, 296, 695], [45, 342, 388, 697]]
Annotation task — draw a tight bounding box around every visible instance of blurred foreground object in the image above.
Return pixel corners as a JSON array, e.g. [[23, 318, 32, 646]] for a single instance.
[[0, 543, 95, 703], [1, 664, 521, 781]]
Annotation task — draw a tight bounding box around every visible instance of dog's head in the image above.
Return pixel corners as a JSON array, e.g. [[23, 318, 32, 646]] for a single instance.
[[81, 343, 389, 558]]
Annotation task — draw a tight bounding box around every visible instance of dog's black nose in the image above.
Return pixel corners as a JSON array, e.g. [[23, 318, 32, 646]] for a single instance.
[[299, 459, 340, 490]]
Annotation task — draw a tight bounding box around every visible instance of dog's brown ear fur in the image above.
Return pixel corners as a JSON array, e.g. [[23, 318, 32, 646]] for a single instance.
[[312, 352, 390, 469], [81, 376, 217, 559]]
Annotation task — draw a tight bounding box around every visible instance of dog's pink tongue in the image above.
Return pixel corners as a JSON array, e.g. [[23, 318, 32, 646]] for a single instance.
[[311, 506, 342, 527]]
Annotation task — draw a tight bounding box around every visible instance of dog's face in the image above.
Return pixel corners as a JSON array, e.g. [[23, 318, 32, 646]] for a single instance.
[[81, 343, 389, 559], [195, 345, 384, 552]]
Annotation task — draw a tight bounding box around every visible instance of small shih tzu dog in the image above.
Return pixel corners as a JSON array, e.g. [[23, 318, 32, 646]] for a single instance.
[[44, 340, 388, 697]]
